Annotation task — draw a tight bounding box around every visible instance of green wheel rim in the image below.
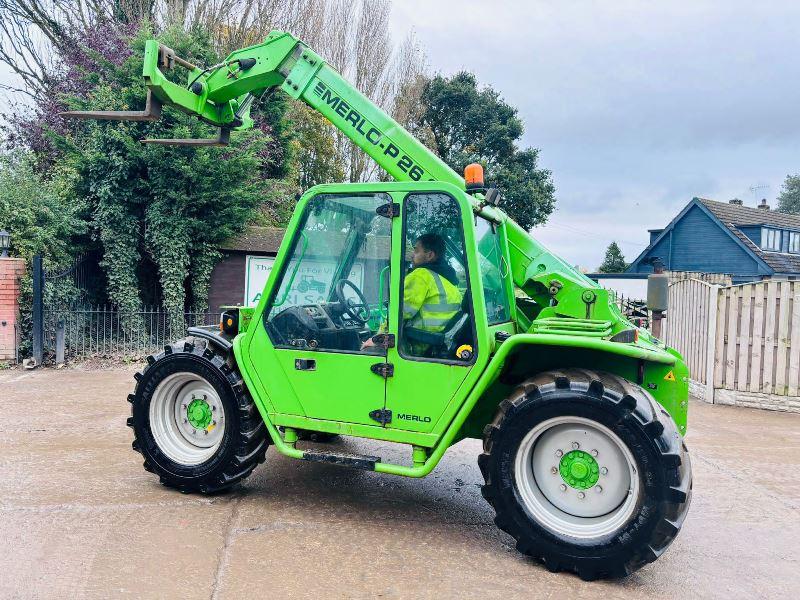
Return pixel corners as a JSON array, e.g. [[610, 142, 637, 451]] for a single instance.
[[559, 450, 600, 489], [187, 398, 213, 429]]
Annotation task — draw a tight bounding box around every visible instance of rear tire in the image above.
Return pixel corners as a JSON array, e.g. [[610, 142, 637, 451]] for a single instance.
[[127, 339, 268, 494], [479, 369, 691, 580]]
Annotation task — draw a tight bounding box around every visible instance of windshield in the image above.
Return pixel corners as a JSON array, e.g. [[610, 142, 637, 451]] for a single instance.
[[267, 193, 392, 325]]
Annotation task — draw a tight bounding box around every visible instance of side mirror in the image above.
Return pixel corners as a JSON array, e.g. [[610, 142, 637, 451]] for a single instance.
[[484, 187, 501, 206]]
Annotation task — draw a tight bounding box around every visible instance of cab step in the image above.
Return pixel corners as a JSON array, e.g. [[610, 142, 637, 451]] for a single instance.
[[302, 449, 381, 471]]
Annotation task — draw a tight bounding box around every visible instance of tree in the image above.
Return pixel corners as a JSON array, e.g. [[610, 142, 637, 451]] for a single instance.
[[415, 71, 556, 229], [598, 242, 628, 273], [0, 0, 444, 328], [286, 102, 344, 189], [0, 152, 86, 352], [0, 153, 83, 266], [4, 23, 277, 334], [777, 174, 800, 214]]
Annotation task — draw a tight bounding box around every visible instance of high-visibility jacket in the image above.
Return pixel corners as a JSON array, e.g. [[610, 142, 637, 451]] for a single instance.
[[403, 267, 462, 336]]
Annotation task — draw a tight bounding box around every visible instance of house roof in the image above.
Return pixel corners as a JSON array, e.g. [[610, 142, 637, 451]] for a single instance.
[[218, 225, 391, 259], [697, 197, 800, 230], [697, 198, 800, 273], [219, 226, 285, 253]]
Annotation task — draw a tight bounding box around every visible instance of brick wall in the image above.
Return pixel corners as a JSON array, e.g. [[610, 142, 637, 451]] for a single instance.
[[208, 251, 274, 312], [0, 257, 26, 361], [208, 252, 247, 312]]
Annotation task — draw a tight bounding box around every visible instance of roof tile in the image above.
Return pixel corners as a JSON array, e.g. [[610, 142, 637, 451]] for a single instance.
[[219, 226, 285, 253]]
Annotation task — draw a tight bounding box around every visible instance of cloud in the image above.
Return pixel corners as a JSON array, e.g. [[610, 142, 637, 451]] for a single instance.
[[389, 1, 800, 271]]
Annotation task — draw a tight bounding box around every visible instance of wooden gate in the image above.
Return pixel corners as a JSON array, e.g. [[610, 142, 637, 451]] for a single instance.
[[713, 280, 800, 397], [664, 278, 800, 410], [663, 278, 715, 391]]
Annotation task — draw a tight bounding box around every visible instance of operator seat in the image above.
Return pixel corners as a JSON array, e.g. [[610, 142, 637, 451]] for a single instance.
[[403, 291, 473, 360]]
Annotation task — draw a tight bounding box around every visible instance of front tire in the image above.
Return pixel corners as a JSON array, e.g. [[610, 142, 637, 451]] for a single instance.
[[127, 339, 268, 494], [479, 369, 691, 580]]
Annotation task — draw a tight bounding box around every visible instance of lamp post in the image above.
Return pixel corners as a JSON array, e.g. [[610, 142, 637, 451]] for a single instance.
[[0, 229, 10, 258]]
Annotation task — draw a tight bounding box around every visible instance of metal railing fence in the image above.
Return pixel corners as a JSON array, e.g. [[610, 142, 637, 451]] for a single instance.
[[32, 305, 221, 362], [606, 291, 650, 329]]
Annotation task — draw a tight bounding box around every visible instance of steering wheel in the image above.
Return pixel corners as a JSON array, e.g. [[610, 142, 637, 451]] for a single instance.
[[334, 279, 370, 324]]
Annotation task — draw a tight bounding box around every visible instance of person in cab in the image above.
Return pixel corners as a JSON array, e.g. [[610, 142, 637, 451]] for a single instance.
[[362, 233, 462, 356]]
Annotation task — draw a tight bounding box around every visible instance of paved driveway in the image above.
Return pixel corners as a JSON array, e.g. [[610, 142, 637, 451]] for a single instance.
[[1, 367, 798, 599]]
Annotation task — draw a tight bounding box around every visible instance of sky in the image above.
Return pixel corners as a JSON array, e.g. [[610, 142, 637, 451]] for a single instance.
[[389, 0, 800, 270], [1, 2, 798, 270]]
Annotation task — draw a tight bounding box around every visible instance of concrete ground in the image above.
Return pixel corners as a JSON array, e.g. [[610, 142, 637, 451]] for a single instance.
[[1, 367, 798, 600]]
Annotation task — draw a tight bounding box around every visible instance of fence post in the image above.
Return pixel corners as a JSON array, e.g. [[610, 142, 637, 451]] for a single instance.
[[32, 254, 44, 366], [704, 284, 719, 403], [55, 320, 65, 366]]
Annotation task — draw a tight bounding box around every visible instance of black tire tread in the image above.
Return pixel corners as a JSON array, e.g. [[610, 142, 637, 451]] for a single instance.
[[479, 368, 692, 580], [128, 337, 269, 494]]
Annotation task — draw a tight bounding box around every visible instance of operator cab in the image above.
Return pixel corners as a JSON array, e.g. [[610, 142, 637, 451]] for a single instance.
[[263, 189, 487, 362]]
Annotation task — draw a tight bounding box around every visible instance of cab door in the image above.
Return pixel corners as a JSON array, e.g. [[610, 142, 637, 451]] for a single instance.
[[384, 192, 478, 435], [256, 192, 393, 426]]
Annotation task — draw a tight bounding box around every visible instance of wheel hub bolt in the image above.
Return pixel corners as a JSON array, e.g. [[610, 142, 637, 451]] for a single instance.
[[571, 442, 580, 449], [559, 484, 567, 492], [204, 430, 208, 435], [596, 486, 603, 493], [601, 467, 608, 475], [555, 449, 563, 458], [551, 466, 558, 474], [182, 418, 188, 423], [577, 492, 585, 499], [591, 449, 598, 457]]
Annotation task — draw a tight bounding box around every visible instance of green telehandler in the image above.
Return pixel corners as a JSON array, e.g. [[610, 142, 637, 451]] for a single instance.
[[63, 30, 691, 580]]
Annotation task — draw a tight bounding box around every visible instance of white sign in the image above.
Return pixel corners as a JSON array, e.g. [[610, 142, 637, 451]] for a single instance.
[[245, 256, 275, 307], [245, 255, 364, 308]]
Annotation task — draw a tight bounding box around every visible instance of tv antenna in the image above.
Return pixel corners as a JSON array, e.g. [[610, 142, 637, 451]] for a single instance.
[[749, 183, 770, 202]]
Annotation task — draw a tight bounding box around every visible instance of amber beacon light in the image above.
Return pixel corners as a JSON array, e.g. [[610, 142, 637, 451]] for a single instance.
[[464, 163, 484, 190]]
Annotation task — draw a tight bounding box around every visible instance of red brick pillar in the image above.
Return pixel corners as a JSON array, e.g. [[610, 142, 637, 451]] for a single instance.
[[0, 257, 26, 362]]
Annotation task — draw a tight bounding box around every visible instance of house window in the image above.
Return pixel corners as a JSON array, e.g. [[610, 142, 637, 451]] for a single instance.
[[789, 231, 800, 254], [762, 228, 782, 251]]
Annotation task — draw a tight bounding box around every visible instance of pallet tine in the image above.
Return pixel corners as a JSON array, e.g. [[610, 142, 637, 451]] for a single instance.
[[59, 89, 163, 122]]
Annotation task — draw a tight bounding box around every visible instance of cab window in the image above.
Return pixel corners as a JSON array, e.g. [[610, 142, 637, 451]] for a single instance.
[[475, 216, 511, 325], [264, 193, 392, 353], [399, 193, 475, 362]]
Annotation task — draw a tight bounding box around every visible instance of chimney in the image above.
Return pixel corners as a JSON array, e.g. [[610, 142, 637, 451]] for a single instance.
[[729, 198, 743, 205], [648, 228, 664, 245], [758, 198, 770, 210]]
